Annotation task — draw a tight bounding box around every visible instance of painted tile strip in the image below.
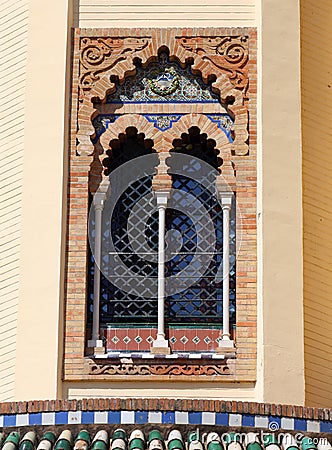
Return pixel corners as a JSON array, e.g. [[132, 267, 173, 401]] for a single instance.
[[0, 411, 330, 433]]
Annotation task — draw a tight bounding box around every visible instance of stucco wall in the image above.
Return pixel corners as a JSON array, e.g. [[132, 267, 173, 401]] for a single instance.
[[0, 0, 28, 402], [301, 0, 332, 407], [64, 383, 256, 401], [13, 0, 73, 400], [0, 0, 307, 405], [78, 0, 256, 28], [255, 0, 305, 405]]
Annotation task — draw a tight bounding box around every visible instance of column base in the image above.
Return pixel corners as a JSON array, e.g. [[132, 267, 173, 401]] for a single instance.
[[87, 339, 106, 355], [150, 346, 171, 355], [151, 338, 171, 354], [216, 339, 236, 354]]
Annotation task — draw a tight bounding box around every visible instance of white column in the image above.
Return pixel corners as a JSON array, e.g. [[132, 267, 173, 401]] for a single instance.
[[152, 190, 171, 354], [88, 191, 106, 352], [218, 191, 235, 352]]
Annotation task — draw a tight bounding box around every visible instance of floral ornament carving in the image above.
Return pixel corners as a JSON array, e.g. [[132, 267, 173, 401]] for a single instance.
[[79, 37, 149, 92], [177, 36, 249, 92]]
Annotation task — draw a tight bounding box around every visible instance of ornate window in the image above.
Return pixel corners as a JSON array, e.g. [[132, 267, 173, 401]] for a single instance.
[[64, 28, 257, 380], [87, 54, 237, 354]]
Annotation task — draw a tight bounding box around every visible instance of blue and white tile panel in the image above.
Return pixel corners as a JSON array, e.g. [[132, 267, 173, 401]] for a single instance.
[[0, 411, 331, 433]]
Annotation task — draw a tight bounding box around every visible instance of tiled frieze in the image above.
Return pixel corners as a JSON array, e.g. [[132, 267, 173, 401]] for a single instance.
[[0, 399, 331, 433], [100, 326, 234, 352]]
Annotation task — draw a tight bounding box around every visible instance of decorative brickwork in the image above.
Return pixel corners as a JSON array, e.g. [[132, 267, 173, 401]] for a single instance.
[[79, 37, 149, 92], [0, 398, 329, 418], [76, 30, 250, 158], [177, 36, 249, 92], [65, 28, 257, 381], [0, 399, 332, 425]]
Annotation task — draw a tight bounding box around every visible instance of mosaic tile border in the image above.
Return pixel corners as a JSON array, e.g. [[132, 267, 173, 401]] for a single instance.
[[92, 113, 233, 143], [0, 410, 331, 433], [104, 330, 224, 352]]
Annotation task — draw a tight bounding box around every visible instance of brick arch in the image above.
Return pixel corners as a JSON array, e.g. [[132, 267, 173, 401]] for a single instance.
[[99, 115, 163, 152], [158, 113, 231, 151], [89, 117, 162, 193], [160, 114, 236, 187], [99, 114, 231, 154], [97, 115, 171, 191], [97, 113, 235, 188], [76, 30, 249, 157]]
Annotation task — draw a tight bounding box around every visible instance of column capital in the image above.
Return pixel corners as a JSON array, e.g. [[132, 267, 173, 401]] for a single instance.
[[218, 190, 233, 208], [93, 179, 110, 209], [154, 189, 171, 207], [152, 174, 172, 192], [93, 191, 106, 209]]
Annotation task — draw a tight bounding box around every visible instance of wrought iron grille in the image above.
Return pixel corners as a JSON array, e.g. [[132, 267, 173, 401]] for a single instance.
[[88, 176, 236, 327], [164, 173, 236, 325], [88, 128, 236, 328], [88, 175, 159, 325]]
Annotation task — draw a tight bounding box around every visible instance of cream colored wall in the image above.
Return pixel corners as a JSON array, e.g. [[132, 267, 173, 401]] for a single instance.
[[13, 0, 73, 400], [63, 0, 259, 400], [0, 0, 28, 402], [0, 0, 306, 404], [255, 0, 305, 404], [64, 0, 305, 404], [301, 0, 332, 408], [64, 383, 256, 401], [78, 0, 256, 28]]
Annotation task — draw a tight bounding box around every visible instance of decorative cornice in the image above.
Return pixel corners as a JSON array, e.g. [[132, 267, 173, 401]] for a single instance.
[[177, 36, 249, 93], [79, 37, 150, 92]]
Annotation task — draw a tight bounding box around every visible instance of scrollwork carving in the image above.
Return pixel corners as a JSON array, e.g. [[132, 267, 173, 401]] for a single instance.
[[88, 360, 231, 376], [90, 362, 151, 376], [177, 36, 249, 92], [79, 37, 149, 92], [150, 364, 230, 376], [75, 31, 252, 157]]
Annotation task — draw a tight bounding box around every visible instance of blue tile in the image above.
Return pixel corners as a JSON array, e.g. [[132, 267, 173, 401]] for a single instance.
[[320, 421, 332, 433], [162, 412, 175, 424], [4, 415, 16, 427], [108, 411, 121, 424], [135, 411, 148, 424], [242, 415, 255, 427], [269, 416, 281, 428], [294, 419, 307, 431], [81, 412, 94, 424], [216, 413, 229, 426], [55, 412, 68, 425], [189, 412, 202, 425], [29, 413, 42, 426]]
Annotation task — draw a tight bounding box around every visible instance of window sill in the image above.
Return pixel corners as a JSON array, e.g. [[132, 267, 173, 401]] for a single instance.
[[91, 351, 236, 359], [84, 351, 236, 380]]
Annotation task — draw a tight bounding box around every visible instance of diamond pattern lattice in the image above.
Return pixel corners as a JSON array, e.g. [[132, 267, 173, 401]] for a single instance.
[[88, 127, 236, 334], [165, 174, 225, 323], [98, 175, 158, 324]]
